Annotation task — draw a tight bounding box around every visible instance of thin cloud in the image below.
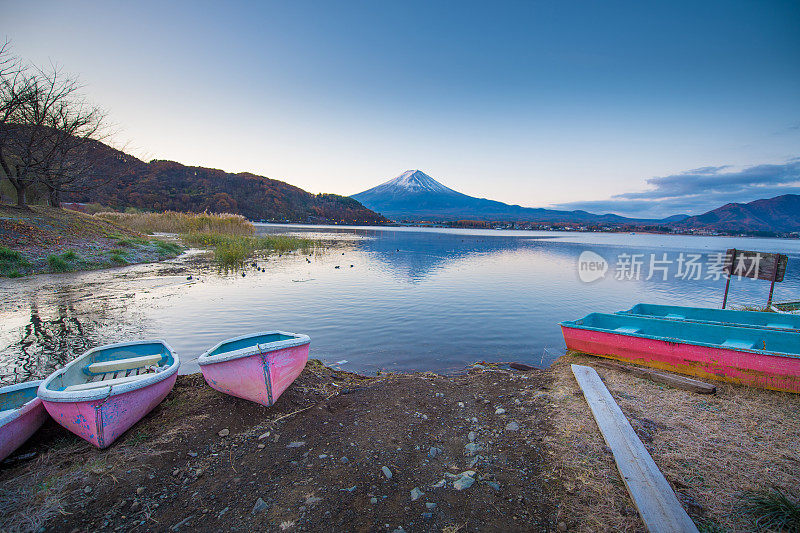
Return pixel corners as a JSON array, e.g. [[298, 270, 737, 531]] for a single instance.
[[555, 159, 800, 219]]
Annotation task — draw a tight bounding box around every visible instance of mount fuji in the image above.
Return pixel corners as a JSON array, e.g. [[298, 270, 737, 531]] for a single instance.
[[352, 170, 671, 224]]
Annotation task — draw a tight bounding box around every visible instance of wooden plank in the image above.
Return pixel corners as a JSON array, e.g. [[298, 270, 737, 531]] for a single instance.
[[64, 373, 148, 392], [86, 354, 162, 374], [571, 364, 699, 533], [594, 361, 716, 394]]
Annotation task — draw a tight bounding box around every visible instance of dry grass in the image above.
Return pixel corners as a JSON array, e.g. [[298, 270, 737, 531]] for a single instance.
[[0, 438, 86, 533], [95, 211, 254, 236], [181, 232, 314, 270], [543, 353, 800, 532]]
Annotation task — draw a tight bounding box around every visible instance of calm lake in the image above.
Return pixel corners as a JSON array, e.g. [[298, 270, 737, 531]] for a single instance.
[[1, 224, 799, 384]]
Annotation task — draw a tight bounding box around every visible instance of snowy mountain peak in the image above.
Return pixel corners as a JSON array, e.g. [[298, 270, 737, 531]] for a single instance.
[[384, 170, 455, 194]]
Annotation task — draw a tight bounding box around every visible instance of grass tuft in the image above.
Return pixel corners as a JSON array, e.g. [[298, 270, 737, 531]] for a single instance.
[[46, 251, 83, 273], [115, 236, 148, 247], [47, 254, 71, 272], [0, 246, 25, 262], [108, 252, 128, 264], [182, 232, 314, 270], [153, 240, 182, 257], [742, 489, 800, 532], [0, 245, 32, 277]]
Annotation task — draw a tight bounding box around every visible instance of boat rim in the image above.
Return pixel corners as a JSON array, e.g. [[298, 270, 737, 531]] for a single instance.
[[559, 316, 800, 360], [0, 380, 43, 426], [617, 304, 800, 332], [37, 339, 180, 403], [197, 330, 310, 366]]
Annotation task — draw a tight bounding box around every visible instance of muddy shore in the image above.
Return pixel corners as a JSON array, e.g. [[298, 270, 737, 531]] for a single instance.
[[2, 356, 798, 532]]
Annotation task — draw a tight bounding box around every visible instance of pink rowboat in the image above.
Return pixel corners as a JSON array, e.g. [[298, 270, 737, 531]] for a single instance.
[[198, 331, 310, 407], [0, 380, 47, 461], [561, 313, 800, 393], [37, 340, 179, 448]]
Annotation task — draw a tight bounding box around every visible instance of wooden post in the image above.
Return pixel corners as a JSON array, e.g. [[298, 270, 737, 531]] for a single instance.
[[767, 258, 779, 308], [722, 249, 736, 309]]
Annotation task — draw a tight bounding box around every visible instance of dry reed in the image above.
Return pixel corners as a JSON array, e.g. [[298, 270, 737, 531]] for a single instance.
[[95, 211, 254, 236]]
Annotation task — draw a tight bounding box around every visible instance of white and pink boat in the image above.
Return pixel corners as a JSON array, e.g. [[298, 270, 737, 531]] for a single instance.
[[198, 331, 310, 407], [37, 340, 179, 448], [0, 380, 48, 461]]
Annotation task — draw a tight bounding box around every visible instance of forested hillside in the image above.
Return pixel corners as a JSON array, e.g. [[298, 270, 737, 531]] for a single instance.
[[54, 138, 388, 224]]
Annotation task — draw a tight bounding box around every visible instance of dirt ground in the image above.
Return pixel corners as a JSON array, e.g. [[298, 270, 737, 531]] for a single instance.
[[0, 206, 181, 276], [544, 353, 800, 533], [0, 361, 557, 532], [2, 355, 799, 532]]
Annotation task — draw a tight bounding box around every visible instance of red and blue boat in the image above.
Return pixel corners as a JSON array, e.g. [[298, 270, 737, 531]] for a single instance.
[[0, 380, 48, 461], [560, 311, 800, 393], [37, 340, 179, 448], [198, 331, 310, 407]]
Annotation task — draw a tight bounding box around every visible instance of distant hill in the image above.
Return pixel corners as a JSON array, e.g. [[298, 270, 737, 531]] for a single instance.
[[352, 170, 681, 225], [675, 194, 800, 233], [57, 139, 388, 224]]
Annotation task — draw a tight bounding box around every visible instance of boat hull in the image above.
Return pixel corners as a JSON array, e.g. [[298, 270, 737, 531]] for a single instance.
[[0, 397, 47, 462], [561, 325, 800, 393], [200, 344, 309, 406], [41, 372, 177, 448]]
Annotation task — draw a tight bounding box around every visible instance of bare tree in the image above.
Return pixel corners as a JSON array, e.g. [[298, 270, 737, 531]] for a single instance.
[[0, 43, 107, 207], [0, 39, 36, 206], [38, 74, 107, 207]]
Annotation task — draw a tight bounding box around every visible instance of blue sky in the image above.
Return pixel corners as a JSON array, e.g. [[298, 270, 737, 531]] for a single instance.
[[5, 0, 800, 217]]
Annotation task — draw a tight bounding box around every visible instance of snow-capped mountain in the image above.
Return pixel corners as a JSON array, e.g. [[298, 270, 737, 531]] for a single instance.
[[376, 170, 459, 195], [352, 169, 672, 223]]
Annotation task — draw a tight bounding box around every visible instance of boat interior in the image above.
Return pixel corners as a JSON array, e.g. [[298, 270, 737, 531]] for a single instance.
[[43, 342, 174, 392], [566, 313, 800, 355], [207, 333, 295, 357], [622, 303, 800, 330], [0, 382, 40, 420]]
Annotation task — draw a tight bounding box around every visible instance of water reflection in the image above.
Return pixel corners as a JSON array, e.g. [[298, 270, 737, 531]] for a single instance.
[[0, 270, 162, 385], [2, 226, 800, 384]]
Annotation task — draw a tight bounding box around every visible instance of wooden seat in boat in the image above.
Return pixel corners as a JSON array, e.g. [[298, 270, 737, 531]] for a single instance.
[[721, 339, 755, 350], [86, 354, 162, 375], [766, 322, 793, 329], [64, 373, 153, 392]]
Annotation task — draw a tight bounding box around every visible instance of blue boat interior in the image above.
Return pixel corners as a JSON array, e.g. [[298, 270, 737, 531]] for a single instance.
[[88, 342, 171, 367], [44, 342, 174, 392], [622, 303, 800, 331], [208, 333, 295, 356], [564, 313, 800, 356], [0, 383, 39, 412]]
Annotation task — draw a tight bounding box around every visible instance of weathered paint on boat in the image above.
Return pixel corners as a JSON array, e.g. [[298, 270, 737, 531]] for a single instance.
[[38, 341, 179, 448], [198, 331, 310, 407], [560, 313, 800, 393], [0, 380, 47, 461], [621, 303, 800, 332]]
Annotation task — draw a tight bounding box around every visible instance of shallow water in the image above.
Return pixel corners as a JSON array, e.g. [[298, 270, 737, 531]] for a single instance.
[[1, 225, 799, 383]]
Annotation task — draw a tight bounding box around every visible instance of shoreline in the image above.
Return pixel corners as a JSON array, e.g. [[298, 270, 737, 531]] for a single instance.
[[2, 355, 798, 532], [0, 206, 184, 277], [255, 221, 800, 240]]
